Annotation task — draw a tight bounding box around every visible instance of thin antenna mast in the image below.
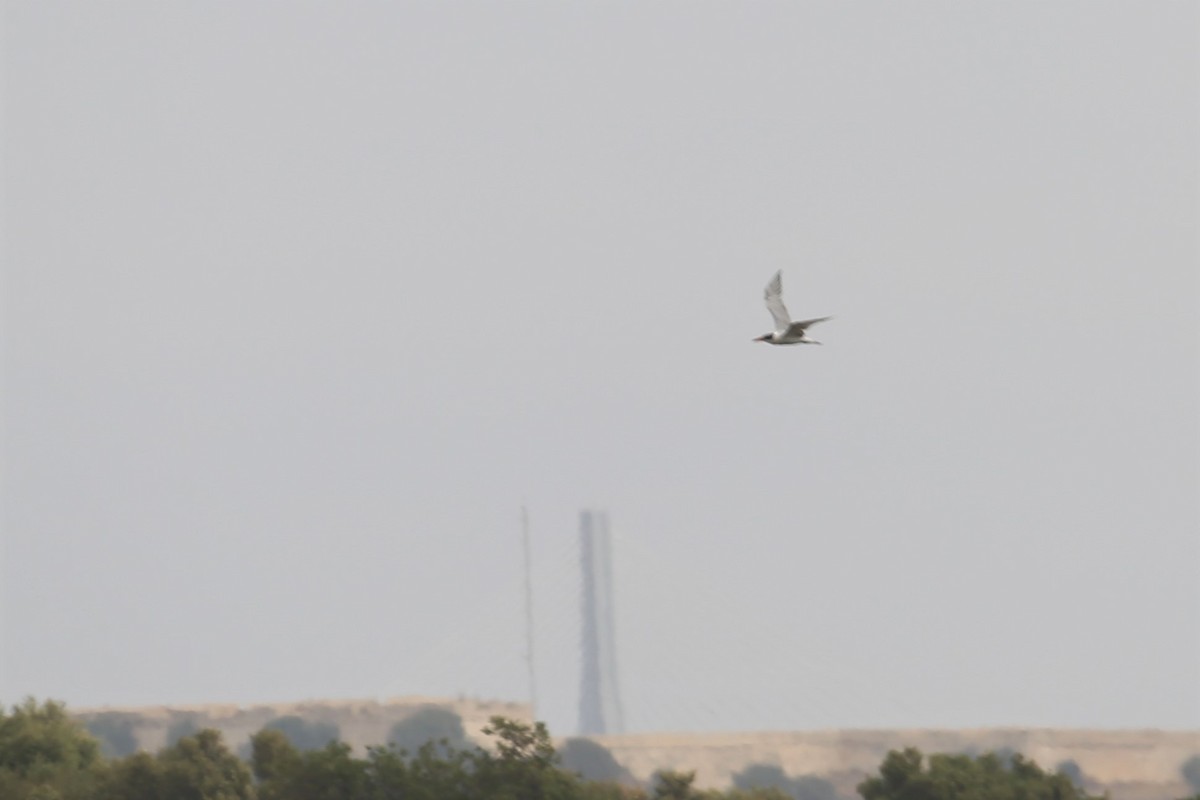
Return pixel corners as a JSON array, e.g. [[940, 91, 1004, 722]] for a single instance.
[[521, 506, 538, 720]]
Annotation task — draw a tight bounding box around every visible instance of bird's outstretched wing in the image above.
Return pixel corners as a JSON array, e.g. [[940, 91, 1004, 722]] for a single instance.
[[788, 316, 833, 333], [763, 270, 791, 332]]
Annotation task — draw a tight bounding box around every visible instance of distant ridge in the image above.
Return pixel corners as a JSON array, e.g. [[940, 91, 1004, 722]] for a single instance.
[[73, 696, 532, 754], [588, 727, 1199, 800], [72, 698, 1198, 800]]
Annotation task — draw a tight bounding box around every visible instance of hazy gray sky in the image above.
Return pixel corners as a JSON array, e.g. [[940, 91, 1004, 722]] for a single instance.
[[3, 2, 1197, 736]]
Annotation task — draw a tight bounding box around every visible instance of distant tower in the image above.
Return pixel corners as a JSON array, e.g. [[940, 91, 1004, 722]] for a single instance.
[[578, 509, 624, 735]]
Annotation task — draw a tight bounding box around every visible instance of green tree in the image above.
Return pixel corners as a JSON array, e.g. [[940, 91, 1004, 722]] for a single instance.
[[858, 747, 1102, 800], [159, 729, 253, 800], [472, 716, 579, 800], [0, 698, 103, 800], [83, 712, 140, 758], [363, 745, 421, 799], [0, 698, 101, 777], [401, 739, 477, 800], [653, 770, 700, 800], [256, 741, 368, 800], [578, 780, 651, 800], [370, 716, 578, 800], [727, 789, 793, 800], [97, 751, 165, 800], [387, 705, 469, 756], [249, 728, 300, 783]]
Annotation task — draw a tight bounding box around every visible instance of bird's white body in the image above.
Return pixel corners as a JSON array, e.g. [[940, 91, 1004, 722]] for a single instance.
[[761, 328, 823, 345], [754, 270, 831, 345]]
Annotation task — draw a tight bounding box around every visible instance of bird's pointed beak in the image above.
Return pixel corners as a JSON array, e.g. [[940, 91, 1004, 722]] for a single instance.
[[753, 334, 770, 342]]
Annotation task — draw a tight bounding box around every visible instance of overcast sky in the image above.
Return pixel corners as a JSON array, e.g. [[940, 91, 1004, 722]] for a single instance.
[[3, 2, 1197, 736]]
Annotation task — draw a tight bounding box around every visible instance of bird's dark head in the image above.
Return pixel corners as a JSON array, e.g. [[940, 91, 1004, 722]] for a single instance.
[[753, 333, 773, 343]]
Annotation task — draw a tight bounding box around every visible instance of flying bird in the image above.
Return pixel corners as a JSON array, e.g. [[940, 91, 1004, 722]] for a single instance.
[[753, 270, 831, 345]]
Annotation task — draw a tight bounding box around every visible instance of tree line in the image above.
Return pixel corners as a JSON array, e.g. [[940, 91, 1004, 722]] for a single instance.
[[2, 698, 1196, 800]]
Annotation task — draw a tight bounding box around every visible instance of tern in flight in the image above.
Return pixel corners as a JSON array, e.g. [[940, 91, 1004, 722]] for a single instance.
[[753, 270, 832, 345]]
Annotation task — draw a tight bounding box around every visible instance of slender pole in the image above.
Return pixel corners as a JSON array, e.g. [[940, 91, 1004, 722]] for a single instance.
[[521, 506, 538, 720]]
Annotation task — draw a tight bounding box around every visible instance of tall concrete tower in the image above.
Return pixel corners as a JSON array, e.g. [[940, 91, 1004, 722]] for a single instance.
[[578, 509, 624, 735]]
